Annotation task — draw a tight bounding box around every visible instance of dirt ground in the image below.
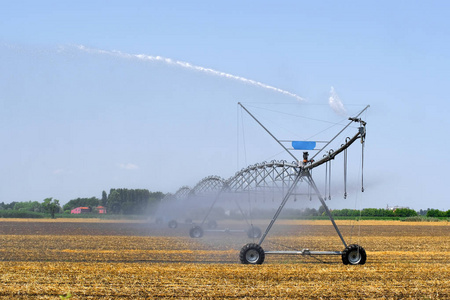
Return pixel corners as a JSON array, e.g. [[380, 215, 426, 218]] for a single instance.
[[0, 218, 448, 299]]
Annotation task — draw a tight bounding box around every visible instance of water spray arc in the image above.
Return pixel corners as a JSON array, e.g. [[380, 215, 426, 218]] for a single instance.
[[75, 45, 304, 101], [155, 186, 192, 228], [187, 159, 314, 239], [155, 176, 226, 229]]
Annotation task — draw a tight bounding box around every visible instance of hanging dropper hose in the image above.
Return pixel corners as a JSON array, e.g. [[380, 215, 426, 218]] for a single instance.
[[359, 124, 366, 192], [343, 137, 350, 199], [328, 150, 333, 200], [308, 168, 313, 201], [344, 147, 348, 199], [361, 141, 365, 192], [324, 158, 328, 199]]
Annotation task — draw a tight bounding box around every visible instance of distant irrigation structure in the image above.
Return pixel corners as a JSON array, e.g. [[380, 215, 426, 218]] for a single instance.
[[156, 103, 370, 265]]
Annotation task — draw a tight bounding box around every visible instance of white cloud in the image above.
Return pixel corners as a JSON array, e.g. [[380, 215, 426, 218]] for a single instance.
[[118, 163, 139, 170]]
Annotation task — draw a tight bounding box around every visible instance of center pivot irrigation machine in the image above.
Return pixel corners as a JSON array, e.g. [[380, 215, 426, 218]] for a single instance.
[[155, 175, 262, 238], [236, 103, 370, 265]]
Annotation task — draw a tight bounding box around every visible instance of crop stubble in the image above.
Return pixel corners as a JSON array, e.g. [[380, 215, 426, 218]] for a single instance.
[[0, 219, 448, 299]]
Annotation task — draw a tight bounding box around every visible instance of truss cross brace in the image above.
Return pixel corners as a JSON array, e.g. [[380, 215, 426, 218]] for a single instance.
[[257, 169, 347, 249]]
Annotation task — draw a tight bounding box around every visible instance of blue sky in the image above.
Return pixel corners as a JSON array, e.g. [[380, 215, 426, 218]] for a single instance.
[[1, 1, 449, 210]]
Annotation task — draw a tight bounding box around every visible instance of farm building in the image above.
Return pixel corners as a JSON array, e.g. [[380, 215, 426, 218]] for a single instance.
[[71, 207, 91, 214], [71, 206, 107, 214], [95, 206, 107, 214]]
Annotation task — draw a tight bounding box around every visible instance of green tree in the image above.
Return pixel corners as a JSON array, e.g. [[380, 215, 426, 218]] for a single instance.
[[427, 209, 444, 218], [147, 192, 165, 216], [302, 207, 318, 216], [106, 188, 165, 215], [0, 201, 17, 210], [14, 201, 42, 212], [101, 191, 108, 206], [63, 197, 100, 211], [418, 209, 429, 216], [359, 208, 395, 217], [393, 208, 417, 217], [361, 208, 376, 217], [331, 209, 361, 217], [42, 198, 61, 219], [318, 205, 326, 216], [107, 190, 122, 214]]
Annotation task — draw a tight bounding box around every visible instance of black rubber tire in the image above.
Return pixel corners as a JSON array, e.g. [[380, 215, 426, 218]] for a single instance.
[[207, 220, 218, 229], [247, 226, 262, 239], [240, 243, 265, 264], [189, 226, 204, 238], [168, 220, 178, 229], [342, 244, 367, 265]]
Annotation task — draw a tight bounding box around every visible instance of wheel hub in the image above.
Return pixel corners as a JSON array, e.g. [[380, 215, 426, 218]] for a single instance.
[[245, 249, 260, 263], [348, 250, 362, 264]]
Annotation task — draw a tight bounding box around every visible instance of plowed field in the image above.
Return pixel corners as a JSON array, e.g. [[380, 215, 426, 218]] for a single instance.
[[0, 219, 448, 299]]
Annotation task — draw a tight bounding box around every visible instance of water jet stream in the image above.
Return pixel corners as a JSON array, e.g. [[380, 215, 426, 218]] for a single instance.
[[74, 45, 304, 101]]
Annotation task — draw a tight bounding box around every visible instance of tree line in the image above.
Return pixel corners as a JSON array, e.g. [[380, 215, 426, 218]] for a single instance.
[[103, 188, 164, 215], [0, 194, 448, 219], [324, 207, 449, 218], [0, 189, 165, 217], [62, 189, 165, 215], [242, 207, 449, 220], [330, 207, 418, 217], [0, 198, 61, 218]]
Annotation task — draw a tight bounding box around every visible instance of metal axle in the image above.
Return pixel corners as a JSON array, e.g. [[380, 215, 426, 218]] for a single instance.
[[204, 229, 245, 233], [265, 250, 343, 256]]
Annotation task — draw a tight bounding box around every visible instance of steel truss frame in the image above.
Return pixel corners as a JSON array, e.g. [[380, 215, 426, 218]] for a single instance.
[[238, 103, 370, 265], [155, 176, 226, 228], [166, 103, 369, 265]]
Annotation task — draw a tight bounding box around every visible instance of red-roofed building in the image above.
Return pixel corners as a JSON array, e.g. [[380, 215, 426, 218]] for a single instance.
[[95, 206, 107, 214], [71, 206, 107, 214], [71, 207, 91, 214]]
